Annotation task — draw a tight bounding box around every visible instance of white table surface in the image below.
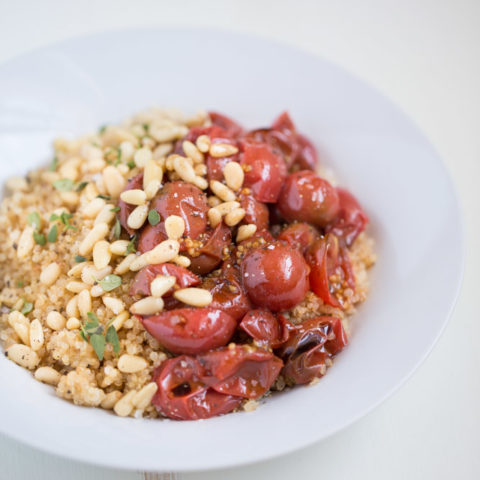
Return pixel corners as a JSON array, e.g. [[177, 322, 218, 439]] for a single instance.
[[0, 1, 479, 479]]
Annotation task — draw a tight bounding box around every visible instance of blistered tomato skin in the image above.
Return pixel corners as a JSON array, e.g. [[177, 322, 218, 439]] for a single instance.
[[277, 222, 319, 254], [152, 356, 241, 421], [241, 242, 310, 312], [141, 308, 237, 355], [239, 194, 269, 231], [118, 173, 144, 236], [239, 310, 291, 348], [277, 171, 340, 227]]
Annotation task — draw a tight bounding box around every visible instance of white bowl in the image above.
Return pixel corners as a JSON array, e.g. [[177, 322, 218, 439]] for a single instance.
[[0, 29, 463, 472]]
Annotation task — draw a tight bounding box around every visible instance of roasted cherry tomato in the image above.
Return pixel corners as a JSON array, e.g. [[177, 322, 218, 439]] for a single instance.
[[305, 234, 355, 309], [239, 310, 291, 348], [241, 142, 287, 203], [325, 187, 369, 247], [276, 316, 347, 385], [118, 173, 143, 236], [277, 222, 319, 254], [239, 193, 269, 231], [206, 139, 241, 182], [277, 171, 340, 227], [152, 356, 241, 420], [141, 308, 236, 355], [244, 128, 297, 167], [200, 345, 283, 399], [183, 125, 232, 144], [271, 111, 296, 133], [188, 222, 232, 275], [241, 242, 310, 312], [208, 111, 244, 137], [129, 264, 200, 297], [294, 134, 318, 171]]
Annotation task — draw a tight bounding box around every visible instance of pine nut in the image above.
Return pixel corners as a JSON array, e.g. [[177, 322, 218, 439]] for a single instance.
[[134, 147, 152, 168], [13, 322, 30, 345], [29, 319, 44, 351], [150, 125, 187, 143], [115, 253, 137, 275], [78, 222, 109, 256], [66, 296, 79, 318], [209, 143, 239, 157], [17, 226, 35, 259], [120, 140, 135, 161], [93, 240, 112, 269], [120, 189, 147, 205], [225, 208, 246, 226], [164, 215, 185, 240], [223, 161, 244, 191], [66, 281, 90, 293], [173, 288, 213, 307], [66, 317, 81, 330], [130, 296, 164, 315], [144, 239, 180, 265], [127, 204, 149, 230], [101, 390, 122, 410], [118, 354, 148, 373], [77, 289, 92, 319], [103, 296, 125, 315], [210, 180, 236, 202], [129, 254, 149, 272], [143, 159, 163, 190], [153, 143, 173, 159], [103, 166, 127, 197], [46, 311, 66, 330], [144, 179, 161, 200], [132, 382, 158, 409], [60, 191, 78, 208], [208, 208, 222, 228], [113, 390, 137, 417], [6, 176, 28, 192], [196, 134, 211, 153], [112, 311, 129, 331], [216, 201, 240, 216], [236, 224, 257, 242], [165, 155, 175, 171], [94, 204, 116, 226], [40, 262, 60, 286], [182, 140, 204, 164], [194, 164, 207, 176], [81, 265, 112, 285], [8, 311, 28, 328], [150, 275, 176, 297], [208, 196, 222, 208], [110, 240, 129, 256], [90, 284, 104, 297], [13, 298, 24, 312], [35, 366, 61, 385], [173, 155, 196, 183], [83, 197, 106, 219], [192, 176, 208, 190], [6, 344, 39, 369], [68, 261, 89, 278], [172, 255, 191, 268]]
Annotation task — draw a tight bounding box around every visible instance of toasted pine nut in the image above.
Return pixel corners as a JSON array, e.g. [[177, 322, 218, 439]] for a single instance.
[[153, 143, 173, 159], [93, 240, 112, 270], [208, 196, 222, 208], [115, 253, 137, 274], [196, 134, 211, 153], [182, 140, 204, 164], [94, 204, 116, 226], [192, 176, 208, 190], [134, 147, 152, 168], [172, 255, 191, 268], [66, 317, 81, 330], [208, 208, 222, 228], [210, 180, 236, 202], [144, 179, 161, 200], [149, 124, 187, 143], [39, 262, 61, 286], [216, 201, 240, 216], [101, 390, 122, 410], [90, 284, 104, 297], [60, 191, 78, 208], [66, 281, 89, 293], [8, 311, 28, 328], [127, 204, 149, 230], [223, 161, 244, 191], [66, 296, 79, 318], [236, 224, 257, 242], [225, 208, 246, 227], [209, 143, 239, 157], [118, 354, 148, 373], [164, 215, 185, 240], [113, 390, 137, 417], [112, 311, 129, 331], [110, 240, 129, 256], [144, 239, 180, 265], [17, 226, 35, 259], [77, 289, 92, 319], [173, 155, 196, 183], [120, 189, 147, 205], [130, 296, 164, 315], [150, 275, 176, 297], [78, 222, 109, 256], [132, 382, 158, 409], [81, 265, 112, 285], [29, 319, 44, 351], [46, 311, 66, 330], [129, 254, 149, 272], [6, 176, 28, 192], [119, 141, 135, 161], [103, 166, 126, 197], [6, 344, 39, 369], [143, 159, 163, 190], [194, 164, 207, 176], [35, 366, 61, 385], [173, 288, 213, 307], [13, 322, 30, 345], [68, 261, 89, 278], [83, 197, 106, 219], [103, 296, 125, 315]]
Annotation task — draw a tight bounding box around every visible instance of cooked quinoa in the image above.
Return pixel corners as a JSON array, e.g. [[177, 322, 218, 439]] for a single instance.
[[0, 108, 375, 419]]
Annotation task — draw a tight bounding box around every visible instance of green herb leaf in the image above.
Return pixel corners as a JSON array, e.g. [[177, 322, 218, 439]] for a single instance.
[[79, 327, 88, 342], [33, 231, 46, 246], [27, 212, 41, 230], [49, 157, 59, 172], [87, 312, 100, 326], [106, 325, 120, 354], [49, 213, 60, 222], [60, 212, 77, 230], [16, 280, 24, 288], [110, 206, 120, 213], [48, 224, 58, 243], [21, 301, 33, 315], [113, 218, 121, 239], [99, 274, 122, 292], [143, 123, 150, 132], [125, 236, 137, 255], [127, 160, 136, 169], [148, 210, 160, 226], [98, 125, 107, 134], [75, 255, 87, 263], [76, 181, 88, 192], [89, 334, 106, 361], [53, 178, 75, 192], [97, 194, 112, 201]]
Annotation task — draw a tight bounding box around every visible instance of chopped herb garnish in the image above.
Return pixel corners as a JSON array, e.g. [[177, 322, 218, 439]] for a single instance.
[[27, 212, 41, 230], [33, 231, 46, 246], [127, 160, 136, 169], [53, 178, 75, 192], [80, 312, 120, 361], [49, 156, 59, 172], [48, 224, 58, 243], [125, 235, 137, 255], [148, 209, 160, 226], [99, 274, 122, 292], [110, 206, 121, 213], [16, 280, 24, 288], [21, 301, 33, 315], [50, 211, 76, 230], [105, 325, 120, 354], [98, 125, 107, 134], [97, 194, 112, 201], [76, 181, 88, 192], [90, 334, 106, 361], [75, 255, 87, 263], [143, 123, 150, 132], [113, 218, 121, 239]]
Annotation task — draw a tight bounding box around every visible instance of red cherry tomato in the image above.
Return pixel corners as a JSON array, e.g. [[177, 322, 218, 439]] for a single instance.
[[271, 111, 296, 133], [277, 171, 340, 227], [276, 316, 347, 385], [239, 194, 269, 231], [152, 356, 241, 420], [183, 124, 232, 144], [326, 187, 369, 247], [277, 222, 319, 254], [188, 222, 232, 275], [239, 310, 291, 348], [200, 345, 283, 399], [208, 111, 244, 137], [206, 140, 241, 182], [129, 264, 200, 297], [305, 234, 355, 309], [141, 308, 237, 355], [118, 173, 143, 236], [241, 142, 287, 203], [241, 242, 310, 312], [294, 134, 318, 171]]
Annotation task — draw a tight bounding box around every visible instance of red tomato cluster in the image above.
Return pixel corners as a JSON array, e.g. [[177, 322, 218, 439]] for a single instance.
[[121, 111, 369, 420]]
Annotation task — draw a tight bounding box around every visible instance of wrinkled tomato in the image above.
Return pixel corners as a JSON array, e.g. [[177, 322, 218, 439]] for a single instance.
[[208, 111, 244, 137], [239, 193, 269, 231], [239, 310, 291, 348], [118, 173, 144, 236], [277, 222, 319, 254], [141, 308, 236, 355]]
